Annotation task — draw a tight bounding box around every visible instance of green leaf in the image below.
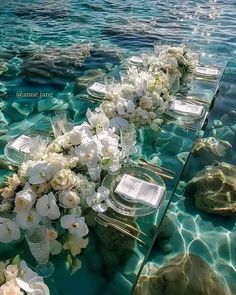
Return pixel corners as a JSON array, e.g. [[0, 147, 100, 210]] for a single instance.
[[66, 254, 82, 275], [66, 254, 73, 268], [12, 255, 21, 267], [70, 258, 81, 276]]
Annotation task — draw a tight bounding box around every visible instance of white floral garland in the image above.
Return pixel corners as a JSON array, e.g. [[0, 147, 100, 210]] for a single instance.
[[0, 45, 195, 262]]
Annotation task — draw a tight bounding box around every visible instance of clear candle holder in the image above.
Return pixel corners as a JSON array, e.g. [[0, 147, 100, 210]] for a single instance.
[[26, 225, 54, 278]]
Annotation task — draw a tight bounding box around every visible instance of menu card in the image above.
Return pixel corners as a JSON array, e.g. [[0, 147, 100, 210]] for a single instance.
[[170, 100, 204, 117], [88, 82, 106, 95], [115, 174, 165, 208], [195, 66, 220, 79], [9, 135, 36, 153]]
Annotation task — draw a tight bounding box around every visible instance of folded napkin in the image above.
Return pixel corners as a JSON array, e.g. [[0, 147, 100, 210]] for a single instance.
[[170, 100, 204, 117], [195, 66, 220, 79], [88, 82, 106, 95], [115, 174, 165, 208], [9, 135, 36, 153]]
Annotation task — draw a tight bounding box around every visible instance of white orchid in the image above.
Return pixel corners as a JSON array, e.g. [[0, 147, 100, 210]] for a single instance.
[[93, 130, 120, 158], [15, 209, 40, 230], [68, 123, 92, 146], [116, 97, 136, 116], [86, 108, 110, 132], [26, 161, 56, 185], [86, 186, 109, 213], [74, 140, 99, 165], [0, 218, 21, 243], [60, 214, 89, 238], [36, 192, 60, 220]]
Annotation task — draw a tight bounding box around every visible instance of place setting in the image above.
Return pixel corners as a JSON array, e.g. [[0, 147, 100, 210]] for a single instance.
[[163, 96, 208, 132]]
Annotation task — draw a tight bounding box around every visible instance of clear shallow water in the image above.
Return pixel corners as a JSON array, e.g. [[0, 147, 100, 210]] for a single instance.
[[0, 0, 236, 294]]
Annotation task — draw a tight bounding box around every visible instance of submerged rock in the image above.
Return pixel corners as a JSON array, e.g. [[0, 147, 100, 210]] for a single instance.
[[134, 254, 229, 295], [192, 137, 232, 161], [73, 69, 106, 94], [20, 43, 93, 85], [186, 162, 236, 216]]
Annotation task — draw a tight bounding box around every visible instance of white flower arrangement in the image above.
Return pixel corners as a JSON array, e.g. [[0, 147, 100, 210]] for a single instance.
[[0, 256, 49, 295], [0, 44, 195, 271], [101, 45, 194, 129]]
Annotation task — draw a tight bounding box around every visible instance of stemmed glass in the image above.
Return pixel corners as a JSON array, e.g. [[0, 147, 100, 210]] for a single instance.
[[120, 124, 136, 165], [26, 225, 54, 278]]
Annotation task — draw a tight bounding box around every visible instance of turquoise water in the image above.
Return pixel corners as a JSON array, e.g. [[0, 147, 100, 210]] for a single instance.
[[0, 0, 236, 294]]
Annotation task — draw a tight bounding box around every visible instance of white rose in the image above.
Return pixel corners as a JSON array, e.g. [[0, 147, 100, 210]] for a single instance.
[[51, 169, 77, 190], [100, 101, 117, 118], [18, 160, 34, 180], [31, 182, 51, 195], [0, 279, 23, 295], [56, 134, 71, 149], [44, 153, 67, 166], [47, 142, 62, 153], [3, 265, 18, 281], [59, 190, 80, 208], [139, 97, 153, 110], [15, 190, 36, 212], [1, 188, 15, 199], [8, 174, 20, 190], [67, 157, 79, 169]]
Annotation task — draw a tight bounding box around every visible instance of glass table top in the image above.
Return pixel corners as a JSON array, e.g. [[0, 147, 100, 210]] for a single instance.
[[0, 63, 226, 295]]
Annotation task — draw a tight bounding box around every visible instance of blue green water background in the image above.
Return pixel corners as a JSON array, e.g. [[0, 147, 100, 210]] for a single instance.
[[0, 0, 236, 294]]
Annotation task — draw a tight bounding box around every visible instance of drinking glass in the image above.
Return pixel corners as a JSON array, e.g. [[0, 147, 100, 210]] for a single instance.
[[87, 161, 101, 183], [120, 124, 136, 165], [26, 225, 54, 277], [50, 116, 65, 137], [108, 154, 121, 175], [62, 118, 74, 134], [104, 76, 115, 93], [119, 70, 129, 84], [50, 110, 67, 137]]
